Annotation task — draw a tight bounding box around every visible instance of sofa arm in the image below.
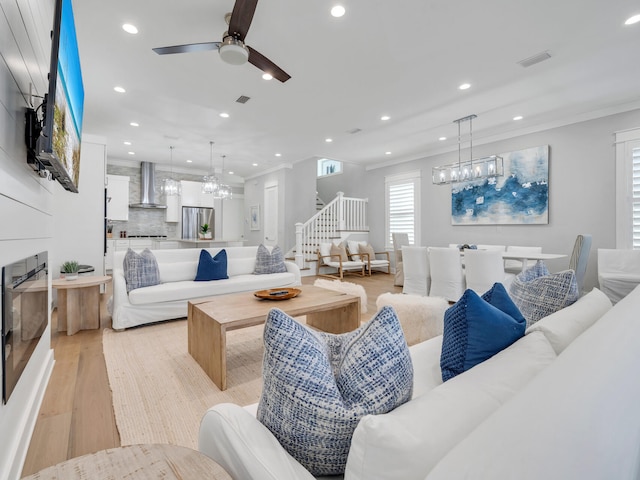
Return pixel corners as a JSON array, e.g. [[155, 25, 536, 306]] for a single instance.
[[110, 271, 130, 322], [284, 260, 302, 285], [198, 403, 315, 480]]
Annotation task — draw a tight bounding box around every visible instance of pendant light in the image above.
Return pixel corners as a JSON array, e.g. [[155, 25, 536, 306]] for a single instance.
[[216, 154, 232, 200], [162, 146, 181, 196], [432, 114, 503, 185], [202, 141, 220, 195]]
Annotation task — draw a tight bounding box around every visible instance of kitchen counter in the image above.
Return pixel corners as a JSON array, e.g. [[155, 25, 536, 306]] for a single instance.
[[177, 239, 246, 247]]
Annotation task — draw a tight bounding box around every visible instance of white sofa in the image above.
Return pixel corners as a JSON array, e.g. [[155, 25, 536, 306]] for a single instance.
[[198, 285, 640, 479], [110, 246, 301, 330]]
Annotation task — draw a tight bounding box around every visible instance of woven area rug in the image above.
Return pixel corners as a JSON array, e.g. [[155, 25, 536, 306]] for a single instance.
[[102, 319, 265, 454]]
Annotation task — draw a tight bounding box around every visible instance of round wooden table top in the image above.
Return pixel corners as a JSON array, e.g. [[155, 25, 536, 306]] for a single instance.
[[52, 275, 112, 289], [21, 444, 230, 479]]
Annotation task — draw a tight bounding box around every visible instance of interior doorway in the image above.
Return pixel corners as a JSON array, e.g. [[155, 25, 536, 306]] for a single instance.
[[264, 182, 278, 246]]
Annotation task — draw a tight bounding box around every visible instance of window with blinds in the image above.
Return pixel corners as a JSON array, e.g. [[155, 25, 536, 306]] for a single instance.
[[385, 171, 421, 249], [632, 147, 640, 248]]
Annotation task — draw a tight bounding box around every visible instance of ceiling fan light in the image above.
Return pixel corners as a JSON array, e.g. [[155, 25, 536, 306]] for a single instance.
[[219, 38, 249, 65]]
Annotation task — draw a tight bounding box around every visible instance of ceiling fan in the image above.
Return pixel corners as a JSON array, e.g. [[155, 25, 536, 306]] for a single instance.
[[152, 0, 291, 83]]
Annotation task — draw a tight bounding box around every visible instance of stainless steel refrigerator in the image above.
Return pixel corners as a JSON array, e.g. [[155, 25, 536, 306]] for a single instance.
[[182, 206, 214, 239]]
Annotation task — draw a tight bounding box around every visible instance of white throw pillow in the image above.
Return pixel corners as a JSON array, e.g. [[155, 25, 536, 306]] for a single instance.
[[344, 331, 556, 480], [525, 287, 612, 354]]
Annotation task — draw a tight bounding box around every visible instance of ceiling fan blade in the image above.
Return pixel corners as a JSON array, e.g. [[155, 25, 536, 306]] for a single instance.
[[248, 46, 291, 83], [228, 0, 259, 41], [153, 42, 221, 55]]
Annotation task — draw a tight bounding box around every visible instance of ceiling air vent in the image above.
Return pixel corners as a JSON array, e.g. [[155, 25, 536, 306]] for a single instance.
[[236, 95, 251, 104], [518, 51, 552, 68]]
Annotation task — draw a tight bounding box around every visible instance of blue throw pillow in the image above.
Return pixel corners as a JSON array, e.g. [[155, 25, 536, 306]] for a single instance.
[[194, 249, 228, 281], [481, 282, 526, 326], [440, 289, 525, 382], [257, 306, 413, 476]]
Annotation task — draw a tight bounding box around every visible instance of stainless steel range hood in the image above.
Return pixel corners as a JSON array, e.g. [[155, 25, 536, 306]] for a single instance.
[[129, 161, 167, 209]]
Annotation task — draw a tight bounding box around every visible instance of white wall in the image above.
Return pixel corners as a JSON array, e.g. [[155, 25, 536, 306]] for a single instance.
[[363, 108, 640, 293], [0, 0, 56, 478], [53, 135, 107, 280]]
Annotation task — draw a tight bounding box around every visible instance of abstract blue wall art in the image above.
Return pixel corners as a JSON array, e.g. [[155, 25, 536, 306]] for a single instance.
[[451, 145, 549, 225]]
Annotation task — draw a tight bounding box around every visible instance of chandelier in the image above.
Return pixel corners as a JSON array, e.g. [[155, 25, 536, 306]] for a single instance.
[[216, 155, 232, 200], [162, 146, 181, 196], [202, 141, 220, 195], [432, 114, 503, 185]]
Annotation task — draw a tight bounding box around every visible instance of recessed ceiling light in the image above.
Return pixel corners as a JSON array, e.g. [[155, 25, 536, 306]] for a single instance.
[[381, 115, 390, 121], [228, 171, 234, 175], [275, 153, 281, 157], [252, 163, 258, 166], [331, 5, 346, 17], [439, 136, 447, 141], [219, 112, 229, 118], [122, 23, 138, 34], [114, 86, 126, 93], [325, 138, 333, 143], [262, 73, 273, 80], [385, 151, 392, 155], [458, 83, 471, 90], [123, 141, 131, 145], [513, 115, 524, 121], [127, 151, 135, 155], [186, 159, 193, 163], [130, 122, 139, 127], [625, 14, 640, 25]]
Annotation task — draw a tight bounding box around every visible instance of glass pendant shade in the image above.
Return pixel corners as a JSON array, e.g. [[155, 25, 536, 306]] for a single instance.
[[163, 146, 181, 196], [214, 154, 232, 199], [202, 141, 220, 194]]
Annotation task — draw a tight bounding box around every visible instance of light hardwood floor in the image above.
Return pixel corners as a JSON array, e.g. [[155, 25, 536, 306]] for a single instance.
[[21, 272, 401, 476]]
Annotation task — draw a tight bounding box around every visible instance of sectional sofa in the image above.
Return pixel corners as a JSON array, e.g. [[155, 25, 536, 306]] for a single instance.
[[198, 285, 640, 479], [110, 246, 301, 330]]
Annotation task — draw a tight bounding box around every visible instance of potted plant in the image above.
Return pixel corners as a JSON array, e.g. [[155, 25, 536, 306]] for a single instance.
[[199, 224, 212, 239], [61, 260, 80, 281]]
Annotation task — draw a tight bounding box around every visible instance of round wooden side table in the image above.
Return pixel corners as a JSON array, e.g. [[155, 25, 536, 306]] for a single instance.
[[52, 275, 112, 335], [21, 444, 231, 479]]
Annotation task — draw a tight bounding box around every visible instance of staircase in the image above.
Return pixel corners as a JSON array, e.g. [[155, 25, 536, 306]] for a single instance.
[[293, 192, 369, 274]]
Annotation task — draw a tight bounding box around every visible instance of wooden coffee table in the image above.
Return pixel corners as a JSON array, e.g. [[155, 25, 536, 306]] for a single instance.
[[188, 285, 361, 390]]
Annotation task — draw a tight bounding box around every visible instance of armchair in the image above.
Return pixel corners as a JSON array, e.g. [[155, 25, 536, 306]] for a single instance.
[[317, 242, 366, 279]]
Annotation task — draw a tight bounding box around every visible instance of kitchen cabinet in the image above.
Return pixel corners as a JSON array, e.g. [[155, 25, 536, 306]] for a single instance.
[[105, 239, 115, 271], [165, 195, 180, 222], [106, 175, 130, 221], [180, 180, 215, 208]]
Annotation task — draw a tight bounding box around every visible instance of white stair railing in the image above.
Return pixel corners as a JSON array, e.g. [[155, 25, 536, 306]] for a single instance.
[[294, 192, 368, 268]]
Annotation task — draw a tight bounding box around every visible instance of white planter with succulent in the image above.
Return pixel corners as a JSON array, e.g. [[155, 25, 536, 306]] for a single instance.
[[62, 260, 80, 281], [199, 224, 212, 240]]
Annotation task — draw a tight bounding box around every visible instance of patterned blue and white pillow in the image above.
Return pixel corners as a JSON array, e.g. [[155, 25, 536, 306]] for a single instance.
[[257, 306, 413, 476], [254, 244, 287, 274], [509, 262, 579, 327], [123, 248, 160, 293]]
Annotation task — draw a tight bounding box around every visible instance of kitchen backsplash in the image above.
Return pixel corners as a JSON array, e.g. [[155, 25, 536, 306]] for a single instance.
[[107, 164, 242, 239]]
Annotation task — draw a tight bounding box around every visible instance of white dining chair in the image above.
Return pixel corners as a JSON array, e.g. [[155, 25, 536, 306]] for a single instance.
[[428, 247, 466, 302], [504, 246, 543, 274], [392, 233, 411, 286], [401, 246, 429, 296], [464, 249, 515, 295]]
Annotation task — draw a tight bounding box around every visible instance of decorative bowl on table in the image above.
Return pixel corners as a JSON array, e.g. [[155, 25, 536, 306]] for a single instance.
[[254, 287, 301, 301]]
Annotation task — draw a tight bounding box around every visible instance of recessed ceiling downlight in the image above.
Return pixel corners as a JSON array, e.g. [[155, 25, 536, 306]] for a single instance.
[[130, 122, 139, 127], [325, 138, 333, 143], [262, 73, 273, 80], [439, 136, 447, 141], [458, 83, 471, 90], [625, 14, 640, 25], [219, 113, 229, 118], [114, 86, 126, 93], [381, 115, 390, 121], [122, 24, 138, 34], [331, 5, 346, 17], [513, 115, 524, 121]]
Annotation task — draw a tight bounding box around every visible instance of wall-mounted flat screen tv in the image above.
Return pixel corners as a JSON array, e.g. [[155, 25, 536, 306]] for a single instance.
[[29, 0, 84, 193]]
